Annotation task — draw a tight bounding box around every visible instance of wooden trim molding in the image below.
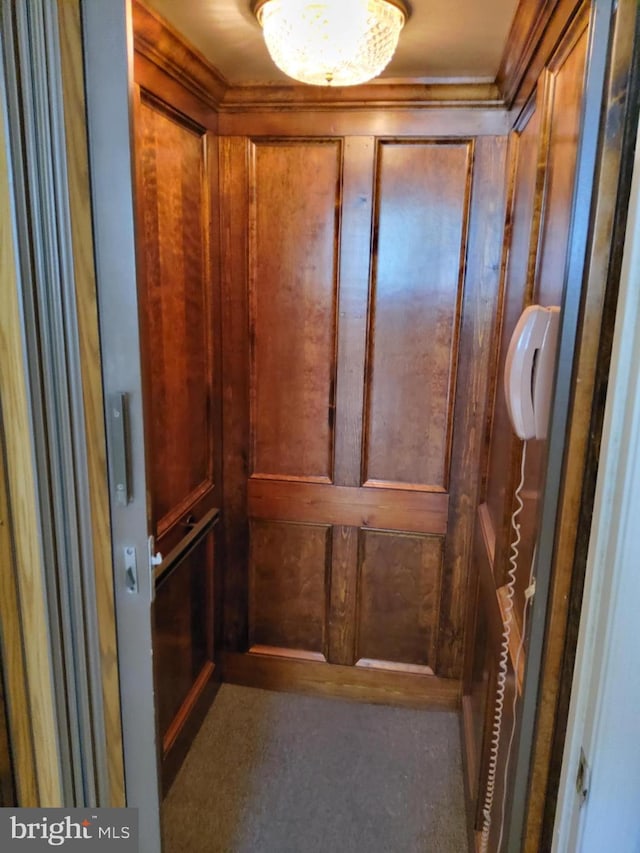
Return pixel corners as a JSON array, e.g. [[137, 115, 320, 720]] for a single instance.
[[498, 0, 589, 111], [248, 478, 449, 534], [132, 0, 503, 112], [133, 0, 592, 120], [497, 0, 559, 106], [132, 0, 228, 111], [56, 0, 126, 808], [222, 81, 503, 111]]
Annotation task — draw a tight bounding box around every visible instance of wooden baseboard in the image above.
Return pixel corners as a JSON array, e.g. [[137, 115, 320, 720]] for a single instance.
[[222, 651, 460, 710], [161, 661, 220, 795]]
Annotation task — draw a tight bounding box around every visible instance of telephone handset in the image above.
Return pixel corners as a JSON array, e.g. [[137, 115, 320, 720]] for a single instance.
[[504, 304, 561, 440]]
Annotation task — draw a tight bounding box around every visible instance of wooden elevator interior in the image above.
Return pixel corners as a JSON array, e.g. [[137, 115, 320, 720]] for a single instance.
[[129, 0, 636, 848]]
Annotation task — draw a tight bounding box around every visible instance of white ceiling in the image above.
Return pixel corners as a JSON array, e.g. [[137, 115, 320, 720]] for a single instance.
[[146, 0, 520, 86]]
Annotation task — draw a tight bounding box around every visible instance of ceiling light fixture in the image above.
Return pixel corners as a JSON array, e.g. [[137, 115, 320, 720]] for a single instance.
[[254, 0, 409, 87]]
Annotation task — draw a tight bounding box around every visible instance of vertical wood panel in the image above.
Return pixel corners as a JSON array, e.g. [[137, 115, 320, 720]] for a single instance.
[[484, 92, 547, 586], [356, 530, 443, 669], [439, 136, 510, 678], [363, 140, 472, 490], [333, 137, 375, 486], [327, 526, 359, 665], [536, 33, 588, 306], [249, 139, 342, 482], [220, 136, 251, 650], [154, 531, 214, 740], [136, 97, 215, 541], [249, 520, 331, 656]]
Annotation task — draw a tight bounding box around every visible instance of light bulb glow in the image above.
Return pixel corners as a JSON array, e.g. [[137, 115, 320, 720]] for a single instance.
[[256, 0, 407, 87]]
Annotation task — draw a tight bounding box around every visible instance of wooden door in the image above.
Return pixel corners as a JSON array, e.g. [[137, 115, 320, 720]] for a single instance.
[[132, 75, 222, 789], [222, 130, 508, 698]]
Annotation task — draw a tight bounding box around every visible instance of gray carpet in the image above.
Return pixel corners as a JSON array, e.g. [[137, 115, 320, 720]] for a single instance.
[[162, 684, 467, 853]]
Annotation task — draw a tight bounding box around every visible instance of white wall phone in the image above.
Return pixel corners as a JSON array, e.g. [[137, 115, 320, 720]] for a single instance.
[[481, 303, 561, 851], [504, 304, 561, 440]]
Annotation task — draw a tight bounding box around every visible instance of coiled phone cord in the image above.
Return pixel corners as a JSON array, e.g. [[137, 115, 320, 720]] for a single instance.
[[479, 442, 527, 853]]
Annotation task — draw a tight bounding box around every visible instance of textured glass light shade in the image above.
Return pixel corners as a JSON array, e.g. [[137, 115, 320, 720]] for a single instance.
[[255, 0, 407, 87]]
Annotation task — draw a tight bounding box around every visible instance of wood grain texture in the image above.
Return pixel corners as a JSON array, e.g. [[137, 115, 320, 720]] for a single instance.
[[485, 91, 546, 588], [513, 23, 587, 640], [363, 140, 472, 490], [496, 0, 557, 106], [249, 520, 331, 657], [219, 136, 251, 650], [333, 137, 375, 487], [223, 81, 502, 111], [133, 0, 227, 111], [57, 0, 125, 806], [219, 110, 511, 139], [223, 651, 460, 710], [328, 526, 359, 665], [248, 478, 449, 534], [535, 24, 588, 307], [0, 421, 36, 806], [437, 136, 510, 679], [505, 0, 589, 114], [525, 7, 629, 846], [154, 528, 215, 741], [0, 654, 15, 806], [248, 139, 341, 481], [160, 665, 219, 797], [135, 96, 217, 548], [540, 6, 640, 846], [356, 530, 443, 670], [0, 95, 62, 807]]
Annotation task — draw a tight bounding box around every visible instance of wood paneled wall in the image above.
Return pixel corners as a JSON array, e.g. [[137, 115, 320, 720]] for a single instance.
[[221, 126, 509, 701], [133, 35, 223, 791], [463, 6, 591, 849]]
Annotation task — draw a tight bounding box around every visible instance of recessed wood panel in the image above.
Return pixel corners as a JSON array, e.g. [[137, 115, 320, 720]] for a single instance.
[[249, 140, 341, 481], [136, 98, 214, 535], [485, 95, 544, 581], [249, 520, 331, 656], [536, 31, 588, 307], [154, 530, 214, 741], [356, 530, 443, 670], [363, 140, 472, 490]]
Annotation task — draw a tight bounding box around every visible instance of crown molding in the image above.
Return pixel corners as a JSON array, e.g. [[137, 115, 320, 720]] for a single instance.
[[133, 0, 503, 114], [220, 81, 504, 112], [134, 0, 589, 117], [496, 0, 586, 108], [132, 0, 229, 111]]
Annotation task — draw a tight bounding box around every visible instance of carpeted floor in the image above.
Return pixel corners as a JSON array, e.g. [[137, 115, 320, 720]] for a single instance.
[[162, 684, 467, 853]]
